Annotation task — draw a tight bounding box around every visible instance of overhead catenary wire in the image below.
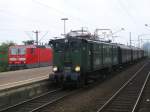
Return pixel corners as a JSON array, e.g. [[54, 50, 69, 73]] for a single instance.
[[24, 31, 34, 40], [31, 0, 95, 28], [116, 0, 139, 29], [0, 7, 59, 34], [39, 31, 49, 42]]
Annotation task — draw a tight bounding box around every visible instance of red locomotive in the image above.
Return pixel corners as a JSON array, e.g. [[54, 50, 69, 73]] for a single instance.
[[8, 45, 53, 69]]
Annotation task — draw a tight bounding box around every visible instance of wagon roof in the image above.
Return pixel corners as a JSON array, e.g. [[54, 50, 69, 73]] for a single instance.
[[9, 45, 36, 48], [117, 44, 131, 50], [9, 45, 50, 48], [51, 37, 124, 47], [130, 46, 143, 50], [86, 39, 118, 46]]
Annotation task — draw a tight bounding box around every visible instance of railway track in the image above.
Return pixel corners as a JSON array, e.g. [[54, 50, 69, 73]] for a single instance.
[[96, 62, 150, 112], [1, 61, 149, 112], [134, 72, 150, 112], [0, 88, 73, 112], [24, 61, 150, 112]]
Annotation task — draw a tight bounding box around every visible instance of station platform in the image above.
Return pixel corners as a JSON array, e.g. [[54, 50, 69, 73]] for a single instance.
[[0, 66, 52, 90]]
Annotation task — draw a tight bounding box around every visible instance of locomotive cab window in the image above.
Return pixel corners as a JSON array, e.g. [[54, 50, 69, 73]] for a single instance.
[[18, 48, 26, 55], [10, 48, 17, 55], [53, 40, 81, 52], [55, 42, 65, 51], [70, 41, 81, 51]]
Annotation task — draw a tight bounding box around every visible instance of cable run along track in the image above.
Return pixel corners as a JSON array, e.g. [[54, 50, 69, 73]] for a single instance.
[[96, 62, 150, 112]]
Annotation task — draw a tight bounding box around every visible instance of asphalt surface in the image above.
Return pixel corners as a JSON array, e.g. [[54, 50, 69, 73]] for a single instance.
[[0, 66, 52, 90]]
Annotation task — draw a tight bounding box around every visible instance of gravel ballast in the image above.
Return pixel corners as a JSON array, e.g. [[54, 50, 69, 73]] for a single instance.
[[41, 60, 147, 112]]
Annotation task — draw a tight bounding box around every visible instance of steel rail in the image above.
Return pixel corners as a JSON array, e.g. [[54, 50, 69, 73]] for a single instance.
[[131, 71, 150, 112], [96, 62, 148, 112], [0, 88, 61, 112], [30, 84, 95, 112], [30, 91, 75, 112]]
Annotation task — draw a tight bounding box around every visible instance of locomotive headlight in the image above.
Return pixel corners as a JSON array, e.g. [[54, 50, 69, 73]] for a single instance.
[[53, 66, 58, 72], [75, 66, 80, 72]]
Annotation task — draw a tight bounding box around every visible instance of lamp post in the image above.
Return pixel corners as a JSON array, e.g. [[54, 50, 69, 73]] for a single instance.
[[145, 24, 149, 27], [61, 18, 68, 36]]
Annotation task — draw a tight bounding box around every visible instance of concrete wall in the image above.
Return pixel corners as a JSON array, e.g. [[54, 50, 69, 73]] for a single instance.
[[0, 80, 51, 111]]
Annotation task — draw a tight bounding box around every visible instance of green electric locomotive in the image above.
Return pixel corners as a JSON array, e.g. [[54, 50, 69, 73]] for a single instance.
[[49, 30, 119, 87]]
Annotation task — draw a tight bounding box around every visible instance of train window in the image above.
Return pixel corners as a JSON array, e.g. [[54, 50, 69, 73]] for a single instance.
[[70, 41, 80, 51], [107, 45, 111, 56], [106, 45, 109, 56], [10, 48, 17, 55], [55, 43, 65, 51], [19, 48, 26, 55]]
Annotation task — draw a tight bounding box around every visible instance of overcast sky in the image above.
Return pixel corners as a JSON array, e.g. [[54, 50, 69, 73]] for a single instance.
[[0, 0, 150, 46]]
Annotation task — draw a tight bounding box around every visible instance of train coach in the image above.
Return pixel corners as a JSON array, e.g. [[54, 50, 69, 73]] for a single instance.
[[49, 30, 145, 87], [8, 45, 53, 69]]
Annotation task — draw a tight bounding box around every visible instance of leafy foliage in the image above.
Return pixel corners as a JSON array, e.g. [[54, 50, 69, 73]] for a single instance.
[[0, 41, 16, 72]]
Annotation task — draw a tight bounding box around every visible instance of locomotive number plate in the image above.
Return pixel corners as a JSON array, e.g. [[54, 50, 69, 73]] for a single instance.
[[64, 67, 71, 72]]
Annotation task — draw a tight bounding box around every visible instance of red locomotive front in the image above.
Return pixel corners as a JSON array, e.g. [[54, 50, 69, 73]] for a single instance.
[[8, 45, 52, 69]]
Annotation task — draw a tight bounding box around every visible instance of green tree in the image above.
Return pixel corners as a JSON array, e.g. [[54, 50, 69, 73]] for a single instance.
[[0, 41, 16, 72]]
